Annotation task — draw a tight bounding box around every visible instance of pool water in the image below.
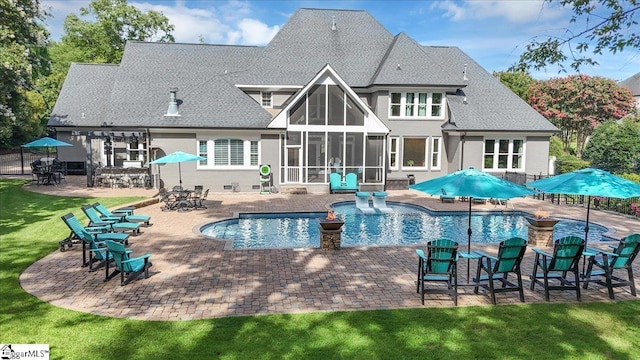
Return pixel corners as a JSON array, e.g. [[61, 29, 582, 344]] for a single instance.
[[200, 202, 609, 249]]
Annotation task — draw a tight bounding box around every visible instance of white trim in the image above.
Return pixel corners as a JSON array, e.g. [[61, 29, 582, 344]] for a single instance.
[[196, 138, 260, 170], [269, 64, 389, 134], [482, 137, 526, 171], [388, 90, 446, 120], [389, 136, 399, 170], [430, 137, 442, 170]]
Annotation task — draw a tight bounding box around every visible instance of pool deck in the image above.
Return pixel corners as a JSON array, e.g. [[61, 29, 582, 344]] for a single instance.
[[16, 176, 640, 320]]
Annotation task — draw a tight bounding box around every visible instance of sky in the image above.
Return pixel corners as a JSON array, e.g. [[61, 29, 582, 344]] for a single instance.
[[40, 0, 640, 82]]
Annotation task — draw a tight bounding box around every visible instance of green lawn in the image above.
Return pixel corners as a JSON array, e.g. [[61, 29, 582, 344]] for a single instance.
[[1, 179, 639, 359]]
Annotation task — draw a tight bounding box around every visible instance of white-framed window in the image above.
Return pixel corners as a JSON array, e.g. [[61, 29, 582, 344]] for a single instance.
[[198, 140, 208, 165], [261, 91, 272, 107], [250, 140, 259, 166], [389, 137, 399, 170], [197, 139, 260, 169], [400, 136, 441, 170], [431, 137, 441, 170], [389, 92, 445, 119], [126, 139, 146, 161], [402, 137, 428, 168], [483, 138, 525, 170]]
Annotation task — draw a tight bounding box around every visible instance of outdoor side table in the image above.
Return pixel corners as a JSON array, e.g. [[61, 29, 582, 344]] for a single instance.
[[458, 251, 483, 287]]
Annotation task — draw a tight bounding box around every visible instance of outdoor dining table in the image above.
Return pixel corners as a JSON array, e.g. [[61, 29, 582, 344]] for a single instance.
[[168, 189, 194, 211]]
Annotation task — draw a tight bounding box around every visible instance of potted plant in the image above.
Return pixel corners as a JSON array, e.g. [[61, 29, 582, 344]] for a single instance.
[[319, 209, 344, 230], [525, 208, 559, 228]]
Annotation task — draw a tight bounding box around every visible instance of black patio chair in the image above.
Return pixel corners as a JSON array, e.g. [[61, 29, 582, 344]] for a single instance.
[[416, 239, 458, 306], [583, 233, 639, 299], [530, 236, 585, 301], [473, 237, 528, 304]]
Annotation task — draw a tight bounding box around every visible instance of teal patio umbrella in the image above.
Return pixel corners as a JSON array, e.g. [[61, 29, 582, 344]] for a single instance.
[[410, 168, 538, 281], [527, 167, 640, 245], [147, 151, 205, 187], [22, 136, 72, 158]]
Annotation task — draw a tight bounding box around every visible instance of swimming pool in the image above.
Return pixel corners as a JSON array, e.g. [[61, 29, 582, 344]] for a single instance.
[[200, 202, 609, 249]]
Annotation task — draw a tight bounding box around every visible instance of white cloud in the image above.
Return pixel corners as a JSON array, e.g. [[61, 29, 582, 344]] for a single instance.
[[42, 0, 280, 46], [432, 0, 564, 23], [236, 18, 280, 45], [132, 1, 280, 45]]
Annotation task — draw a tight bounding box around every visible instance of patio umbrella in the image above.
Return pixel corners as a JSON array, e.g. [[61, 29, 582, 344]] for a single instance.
[[409, 167, 538, 282], [527, 167, 640, 246], [22, 137, 72, 159], [147, 151, 205, 186]]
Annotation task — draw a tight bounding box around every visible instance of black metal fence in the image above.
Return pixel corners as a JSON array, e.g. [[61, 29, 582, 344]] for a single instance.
[[502, 171, 640, 218], [0, 149, 53, 175]]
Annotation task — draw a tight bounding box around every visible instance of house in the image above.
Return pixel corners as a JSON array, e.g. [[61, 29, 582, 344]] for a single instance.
[[48, 8, 557, 192], [620, 72, 640, 109]]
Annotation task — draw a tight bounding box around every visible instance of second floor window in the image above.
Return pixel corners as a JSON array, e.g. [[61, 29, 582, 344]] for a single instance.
[[389, 92, 445, 119], [261, 92, 272, 107]]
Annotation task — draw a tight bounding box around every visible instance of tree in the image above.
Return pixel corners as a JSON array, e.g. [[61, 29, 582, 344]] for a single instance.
[[31, 0, 175, 149], [0, 0, 49, 147], [512, 0, 640, 73], [528, 74, 635, 157], [61, 0, 174, 64], [493, 71, 537, 101], [583, 118, 640, 173]]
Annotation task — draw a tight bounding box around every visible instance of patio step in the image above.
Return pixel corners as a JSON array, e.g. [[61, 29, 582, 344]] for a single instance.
[[280, 187, 308, 195]]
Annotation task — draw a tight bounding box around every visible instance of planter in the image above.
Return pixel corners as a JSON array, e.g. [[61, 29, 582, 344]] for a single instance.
[[525, 217, 559, 228], [319, 220, 344, 231]]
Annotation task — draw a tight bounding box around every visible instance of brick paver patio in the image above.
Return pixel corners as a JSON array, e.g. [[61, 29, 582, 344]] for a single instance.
[[18, 176, 640, 320]]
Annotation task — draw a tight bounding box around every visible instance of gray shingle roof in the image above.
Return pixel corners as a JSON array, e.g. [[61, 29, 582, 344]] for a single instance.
[[49, 8, 556, 133], [620, 72, 640, 96], [50, 42, 273, 128], [49, 63, 119, 127], [235, 8, 394, 87], [105, 42, 272, 128], [426, 46, 558, 132], [371, 33, 465, 87]]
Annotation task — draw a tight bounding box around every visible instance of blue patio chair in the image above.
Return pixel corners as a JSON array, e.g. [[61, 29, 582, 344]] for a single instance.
[[81, 205, 140, 234], [530, 236, 585, 301], [61, 213, 130, 267], [473, 237, 528, 304], [582, 233, 639, 299], [440, 188, 455, 203], [92, 202, 150, 225], [416, 239, 458, 305], [104, 240, 152, 286], [77, 228, 131, 273]]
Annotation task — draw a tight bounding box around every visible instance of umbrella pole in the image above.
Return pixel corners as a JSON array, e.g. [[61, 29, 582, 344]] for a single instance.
[[178, 162, 182, 187], [467, 198, 472, 283], [582, 196, 591, 276]]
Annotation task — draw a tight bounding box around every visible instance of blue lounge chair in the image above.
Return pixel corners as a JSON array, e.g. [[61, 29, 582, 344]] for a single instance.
[[440, 188, 455, 203], [583, 233, 639, 299], [92, 202, 150, 225], [416, 239, 458, 305], [530, 236, 585, 301], [473, 237, 528, 304], [372, 192, 393, 213], [104, 240, 152, 286], [354, 192, 375, 214], [81, 205, 140, 234], [61, 213, 130, 267]]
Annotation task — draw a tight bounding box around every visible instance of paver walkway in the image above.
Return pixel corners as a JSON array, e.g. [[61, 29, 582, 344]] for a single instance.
[[17, 176, 640, 320]]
